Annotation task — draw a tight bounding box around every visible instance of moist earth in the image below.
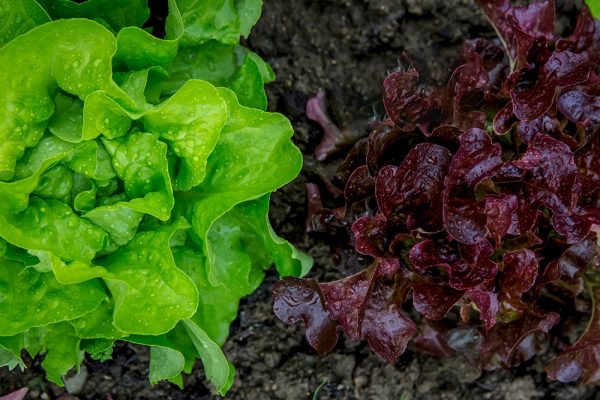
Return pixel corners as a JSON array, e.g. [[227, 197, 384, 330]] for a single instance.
[[1, 0, 597, 399]]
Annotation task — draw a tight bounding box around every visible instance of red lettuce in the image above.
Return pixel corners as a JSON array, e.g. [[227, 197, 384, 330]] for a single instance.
[[275, 0, 600, 384]]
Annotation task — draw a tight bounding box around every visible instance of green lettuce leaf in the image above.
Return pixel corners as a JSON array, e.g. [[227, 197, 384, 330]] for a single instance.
[[168, 0, 262, 46], [0, 0, 50, 47], [24, 322, 84, 385], [114, 27, 179, 72], [47, 93, 85, 143], [183, 319, 234, 396], [0, 197, 107, 262], [127, 334, 186, 387], [141, 80, 227, 190], [148, 41, 270, 109], [0, 259, 106, 337], [102, 131, 174, 220], [0, 19, 123, 180], [104, 219, 199, 335], [36, 0, 150, 31], [0, 1, 310, 394], [183, 88, 304, 285], [0, 335, 25, 371], [174, 195, 310, 345], [586, 0, 600, 18]]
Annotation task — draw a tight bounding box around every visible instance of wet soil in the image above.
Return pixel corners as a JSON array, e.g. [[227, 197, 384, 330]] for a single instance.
[[1, 0, 598, 399]]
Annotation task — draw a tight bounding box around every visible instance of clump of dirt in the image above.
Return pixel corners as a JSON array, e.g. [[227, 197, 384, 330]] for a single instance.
[[0, 1, 593, 399]]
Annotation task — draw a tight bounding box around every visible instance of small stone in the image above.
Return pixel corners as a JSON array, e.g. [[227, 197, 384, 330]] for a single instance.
[[353, 374, 369, 389], [63, 364, 88, 394], [497, 376, 543, 400]]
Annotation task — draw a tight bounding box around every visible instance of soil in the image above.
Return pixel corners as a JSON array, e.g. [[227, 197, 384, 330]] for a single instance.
[[1, 0, 598, 399]]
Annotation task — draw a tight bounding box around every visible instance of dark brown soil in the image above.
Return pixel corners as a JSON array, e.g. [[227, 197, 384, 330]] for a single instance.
[[1, 0, 598, 399]]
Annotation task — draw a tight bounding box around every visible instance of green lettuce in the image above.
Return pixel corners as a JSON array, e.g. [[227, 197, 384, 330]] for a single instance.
[[585, 0, 600, 19], [0, 0, 309, 395]]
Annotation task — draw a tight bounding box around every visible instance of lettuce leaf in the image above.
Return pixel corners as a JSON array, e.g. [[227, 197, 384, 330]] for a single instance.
[[36, 0, 150, 31], [275, 0, 600, 384], [0, 0, 310, 394]]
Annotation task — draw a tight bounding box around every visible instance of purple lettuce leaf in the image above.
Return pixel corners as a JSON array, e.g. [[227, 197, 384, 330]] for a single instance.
[[306, 90, 365, 161], [410, 237, 498, 291], [463, 38, 506, 72], [447, 241, 498, 290], [320, 271, 374, 341], [0, 389, 29, 400], [366, 122, 404, 176], [476, 0, 555, 68], [444, 127, 503, 192], [485, 194, 519, 246], [493, 101, 518, 134], [361, 281, 417, 362], [501, 249, 538, 297], [552, 207, 600, 245], [273, 277, 339, 354], [552, 233, 598, 279], [344, 165, 375, 204], [383, 69, 443, 135], [352, 215, 388, 257], [467, 289, 500, 331], [412, 281, 465, 321], [557, 91, 600, 128], [514, 133, 581, 215], [481, 311, 560, 366], [414, 320, 456, 357], [510, 50, 591, 121], [376, 143, 452, 232], [279, 1, 600, 377], [556, 5, 600, 66], [547, 285, 600, 384], [576, 133, 600, 196], [274, 261, 416, 362], [447, 44, 489, 130], [515, 114, 561, 144], [443, 128, 503, 244]]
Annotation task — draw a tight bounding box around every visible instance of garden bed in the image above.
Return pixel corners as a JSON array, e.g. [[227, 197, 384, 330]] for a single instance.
[[1, 0, 597, 399]]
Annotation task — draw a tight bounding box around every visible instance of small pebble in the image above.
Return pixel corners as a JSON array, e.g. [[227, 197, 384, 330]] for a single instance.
[[64, 365, 88, 394]]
